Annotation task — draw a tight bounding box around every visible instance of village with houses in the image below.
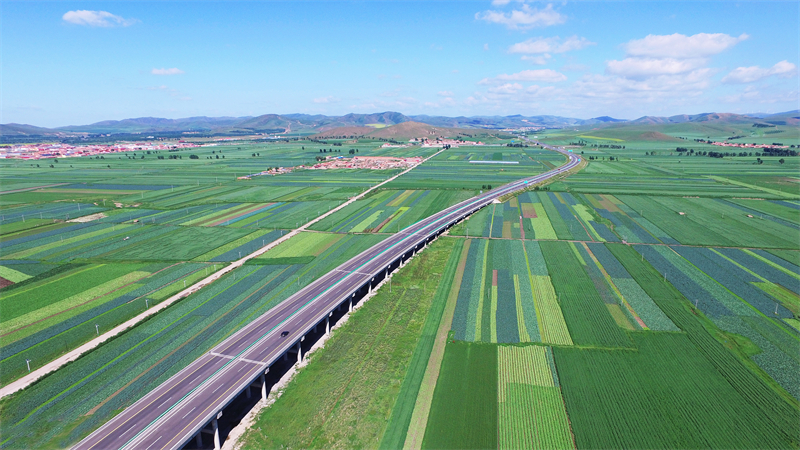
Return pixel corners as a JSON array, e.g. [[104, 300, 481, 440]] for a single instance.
[[0, 141, 200, 160], [240, 155, 423, 179]]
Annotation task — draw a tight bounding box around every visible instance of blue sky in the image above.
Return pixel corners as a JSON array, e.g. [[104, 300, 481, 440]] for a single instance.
[[3, 1, 798, 127]]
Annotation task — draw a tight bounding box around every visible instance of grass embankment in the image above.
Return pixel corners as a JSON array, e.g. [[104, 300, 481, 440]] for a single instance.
[[239, 238, 459, 449]]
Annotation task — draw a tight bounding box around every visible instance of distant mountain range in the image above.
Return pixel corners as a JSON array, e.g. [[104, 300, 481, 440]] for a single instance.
[[2, 110, 797, 138]]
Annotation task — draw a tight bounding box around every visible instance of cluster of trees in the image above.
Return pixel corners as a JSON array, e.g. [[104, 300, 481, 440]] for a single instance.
[[318, 148, 342, 153], [675, 147, 797, 158], [593, 144, 625, 149], [306, 138, 329, 144], [761, 147, 798, 157], [157, 154, 182, 159], [481, 185, 493, 190], [506, 143, 530, 148], [586, 156, 617, 161]]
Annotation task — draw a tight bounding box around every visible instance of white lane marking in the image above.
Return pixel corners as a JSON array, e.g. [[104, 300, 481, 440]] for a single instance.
[[181, 407, 196, 419], [145, 436, 162, 450], [155, 395, 174, 410], [333, 269, 372, 276], [212, 384, 223, 393], [210, 352, 235, 360]]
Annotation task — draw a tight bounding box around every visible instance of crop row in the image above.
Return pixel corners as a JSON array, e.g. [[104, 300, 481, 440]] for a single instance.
[[556, 332, 796, 449], [1, 263, 302, 447], [0, 203, 106, 224], [541, 241, 632, 348], [421, 341, 497, 449], [0, 262, 209, 384], [314, 189, 473, 234], [498, 346, 574, 450], [607, 243, 799, 436]]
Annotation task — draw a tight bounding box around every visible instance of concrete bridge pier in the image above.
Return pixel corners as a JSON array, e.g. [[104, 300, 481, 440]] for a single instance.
[[199, 412, 222, 450], [325, 314, 331, 336], [246, 368, 268, 400], [260, 370, 269, 400], [296, 340, 303, 364]]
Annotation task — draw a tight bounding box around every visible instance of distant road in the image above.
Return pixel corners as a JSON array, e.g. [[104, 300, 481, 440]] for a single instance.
[[74, 144, 580, 450]]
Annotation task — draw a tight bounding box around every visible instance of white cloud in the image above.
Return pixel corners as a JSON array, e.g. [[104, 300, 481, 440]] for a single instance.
[[483, 43, 490, 51], [605, 32, 747, 81], [480, 69, 567, 84], [721, 86, 799, 104], [438, 91, 454, 97], [606, 57, 707, 79], [571, 70, 714, 101], [488, 83, 523, 94], [509, 36, 595, 54], [62, 10, 136, 27], [476, 4, 565, 30], [313, 96, 340, 104], [151, 68, 185, 76], [722, 60, 797, 84], [521, 55, 551, 65], [624, 33, 748, 59], [425, 95, 456, 108]]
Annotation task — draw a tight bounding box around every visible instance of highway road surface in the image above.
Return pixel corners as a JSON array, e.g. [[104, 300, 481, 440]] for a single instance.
[[74, 144, 580, 450]]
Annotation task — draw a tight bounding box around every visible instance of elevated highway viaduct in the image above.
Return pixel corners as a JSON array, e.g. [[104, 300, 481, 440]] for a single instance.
[[74, 144, 580, 450]]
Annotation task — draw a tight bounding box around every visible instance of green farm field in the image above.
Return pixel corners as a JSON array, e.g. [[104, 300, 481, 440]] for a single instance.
[[309, 189, 477, 234], [0, 230, 387, 448], [1, 120, 799, 450]]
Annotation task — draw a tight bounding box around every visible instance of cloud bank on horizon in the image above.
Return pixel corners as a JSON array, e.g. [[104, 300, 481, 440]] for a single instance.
[[3, 1, 798, 126]]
